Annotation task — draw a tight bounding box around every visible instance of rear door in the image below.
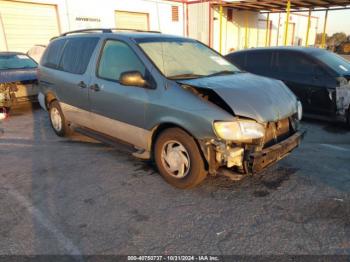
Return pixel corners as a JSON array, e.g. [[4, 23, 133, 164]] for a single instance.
[[52, 37, 99, 126], [88, 39, 151, 149], [245, 50, 273, 77]]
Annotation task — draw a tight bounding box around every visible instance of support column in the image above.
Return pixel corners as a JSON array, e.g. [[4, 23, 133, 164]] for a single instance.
[[244, 12, 249, 49], [284, 0, 291, 46], [265, 13, 270, 47], [321, 9, 329, 48], [219, 2, 223, 54], [305, 9, 312, 47]]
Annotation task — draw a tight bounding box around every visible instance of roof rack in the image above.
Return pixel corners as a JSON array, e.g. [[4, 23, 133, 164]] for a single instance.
[[60, 28, 161, 37]]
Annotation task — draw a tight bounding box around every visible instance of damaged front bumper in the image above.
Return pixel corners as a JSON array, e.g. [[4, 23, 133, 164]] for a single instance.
[[201, 130, 305, 176], [248, 131, 304, 173]]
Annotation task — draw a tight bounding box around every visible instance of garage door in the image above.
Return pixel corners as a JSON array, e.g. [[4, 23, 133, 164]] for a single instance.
[[115, 11, 149, 31], [0, 0, 60, 52]]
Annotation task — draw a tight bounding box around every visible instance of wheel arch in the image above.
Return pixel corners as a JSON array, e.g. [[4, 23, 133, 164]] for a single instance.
[[150, 122, 209, 170], [45, 92, 58, 109]]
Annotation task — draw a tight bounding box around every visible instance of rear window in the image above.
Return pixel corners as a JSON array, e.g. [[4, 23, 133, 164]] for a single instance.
[[41, 37, 99, 74], [59, 37, 99, 74], [41, 39, 66, 69]]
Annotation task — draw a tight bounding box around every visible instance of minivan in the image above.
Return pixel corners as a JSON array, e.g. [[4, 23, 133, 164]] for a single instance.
[[226, 47, 350, 125], [38, 29, 303, 188]]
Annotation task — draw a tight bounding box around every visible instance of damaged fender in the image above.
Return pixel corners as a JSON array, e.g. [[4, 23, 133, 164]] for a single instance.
[[336, 77, 350, 119]]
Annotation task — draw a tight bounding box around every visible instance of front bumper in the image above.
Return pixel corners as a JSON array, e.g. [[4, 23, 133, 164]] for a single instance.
[[248, 131, 304, 173]]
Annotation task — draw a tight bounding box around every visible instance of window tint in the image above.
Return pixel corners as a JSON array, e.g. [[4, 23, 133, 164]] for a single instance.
[[246, 51, 272, 73], [277, 52, 315, 75], [98, 40, 146, 81], [227, 53, 246, 69], [41, 39, 66, 69], [59, 37, 99, 74]]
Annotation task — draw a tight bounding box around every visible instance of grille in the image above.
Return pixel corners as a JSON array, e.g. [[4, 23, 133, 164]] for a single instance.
[[263, 118, 291, 148]]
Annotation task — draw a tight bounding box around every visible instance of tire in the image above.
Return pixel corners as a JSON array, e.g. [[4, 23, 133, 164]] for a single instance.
[[154, 128, 207, 189], [49, 100, 71, 137], [347, 107, 350, 128]]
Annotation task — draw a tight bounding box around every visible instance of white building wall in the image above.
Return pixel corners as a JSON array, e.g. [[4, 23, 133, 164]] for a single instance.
[[0, 0, 184, 46], [269, 13, 318, 47], [188, 3, 318, 54], [188, 2, 210, 45], [66, 0, 184, 36]]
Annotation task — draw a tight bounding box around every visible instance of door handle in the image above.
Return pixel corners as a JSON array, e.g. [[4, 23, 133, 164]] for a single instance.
[[89, 84, 100, 92], [78, 81, 87, 88]]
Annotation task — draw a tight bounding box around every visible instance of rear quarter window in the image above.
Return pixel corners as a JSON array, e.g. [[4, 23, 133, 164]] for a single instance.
[[59, 37, 99, 74], [226, 53, 246, 69], [41, 39, 66, 69], [246, 51, 272, 75]]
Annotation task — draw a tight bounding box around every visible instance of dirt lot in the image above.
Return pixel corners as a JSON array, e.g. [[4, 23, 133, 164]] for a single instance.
[[0, 104, 350, 255]]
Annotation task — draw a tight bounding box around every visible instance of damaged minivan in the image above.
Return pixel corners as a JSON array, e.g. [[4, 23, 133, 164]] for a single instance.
[[38, 29, 303, 188]]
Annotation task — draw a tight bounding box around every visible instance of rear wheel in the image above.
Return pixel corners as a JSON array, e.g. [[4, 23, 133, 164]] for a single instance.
[[154, 128, 207, 189], [49, 100, 71, 137]]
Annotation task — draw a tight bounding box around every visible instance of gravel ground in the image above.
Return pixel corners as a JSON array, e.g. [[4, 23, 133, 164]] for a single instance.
[[0, 104, 349, 255]]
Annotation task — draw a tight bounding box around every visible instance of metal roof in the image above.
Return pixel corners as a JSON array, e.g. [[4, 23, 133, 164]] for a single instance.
[[185, 0, 350, 12]]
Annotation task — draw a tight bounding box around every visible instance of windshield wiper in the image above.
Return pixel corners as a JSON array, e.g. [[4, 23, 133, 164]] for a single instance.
[[204, 70, 238, 78], [168, 73, 204, 80]]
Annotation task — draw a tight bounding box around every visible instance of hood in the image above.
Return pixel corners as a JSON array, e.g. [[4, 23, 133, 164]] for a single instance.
[[179, 72, 297, 123], [0, 68, 37, 84]]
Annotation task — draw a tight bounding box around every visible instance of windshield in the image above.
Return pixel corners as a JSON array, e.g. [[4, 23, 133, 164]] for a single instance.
[[138, 38, 239, 79], [0, 54, 37, 70], [313, 50, 350, 75]]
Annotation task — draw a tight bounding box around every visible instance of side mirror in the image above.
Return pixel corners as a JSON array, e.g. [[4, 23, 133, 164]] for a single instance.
[[119, 71, 148, 88]]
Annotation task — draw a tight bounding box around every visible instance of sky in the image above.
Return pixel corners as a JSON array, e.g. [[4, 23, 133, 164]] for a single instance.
[[314, 9, 350, 36]]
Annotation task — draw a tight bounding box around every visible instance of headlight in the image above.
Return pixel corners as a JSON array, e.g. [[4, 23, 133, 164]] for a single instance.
[[297, 101, 303, 121], [213, 120, 265, 142]]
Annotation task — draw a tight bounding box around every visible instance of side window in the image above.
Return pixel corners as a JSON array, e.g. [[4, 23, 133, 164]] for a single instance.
[[59, 37, 99, 74], [41, 39, 66, 69], [246, 51, 272, 75], [277, 52, 315, 75], [227, 53, 246, 70], [97, 40, 146, 82]]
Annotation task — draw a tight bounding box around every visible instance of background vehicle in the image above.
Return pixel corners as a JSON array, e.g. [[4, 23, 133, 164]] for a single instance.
[[0, 52, 38, 109], [38, 29, 302, 188], [27, 45, 46, 63], [226, 47, 350, 125]]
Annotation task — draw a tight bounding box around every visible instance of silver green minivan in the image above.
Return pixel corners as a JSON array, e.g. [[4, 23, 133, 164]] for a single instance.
[[38, 29, 303, 189]]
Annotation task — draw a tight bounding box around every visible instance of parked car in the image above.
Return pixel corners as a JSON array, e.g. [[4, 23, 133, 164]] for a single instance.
[[38, 29, 303, 188], [225, 47, 350, 125], [27, 44, 46, 63], [0, 52, 38, 109]]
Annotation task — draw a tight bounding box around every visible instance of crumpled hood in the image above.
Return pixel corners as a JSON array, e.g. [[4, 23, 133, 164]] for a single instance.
[[0, 68, 37, 84], [179, 72, 297, 123]]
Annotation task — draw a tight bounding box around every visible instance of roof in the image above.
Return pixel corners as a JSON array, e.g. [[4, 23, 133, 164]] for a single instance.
[[185, 0, 350, 12], [55, 29, 188, 41], [228, 46, 327, 54]]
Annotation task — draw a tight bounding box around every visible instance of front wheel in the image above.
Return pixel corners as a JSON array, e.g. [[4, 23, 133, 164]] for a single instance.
[[49, 100, 71, 137], [154, 128, 207, 189]]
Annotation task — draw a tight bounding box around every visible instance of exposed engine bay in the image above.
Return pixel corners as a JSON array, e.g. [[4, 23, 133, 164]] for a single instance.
[[181, 83, 302, 175]]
